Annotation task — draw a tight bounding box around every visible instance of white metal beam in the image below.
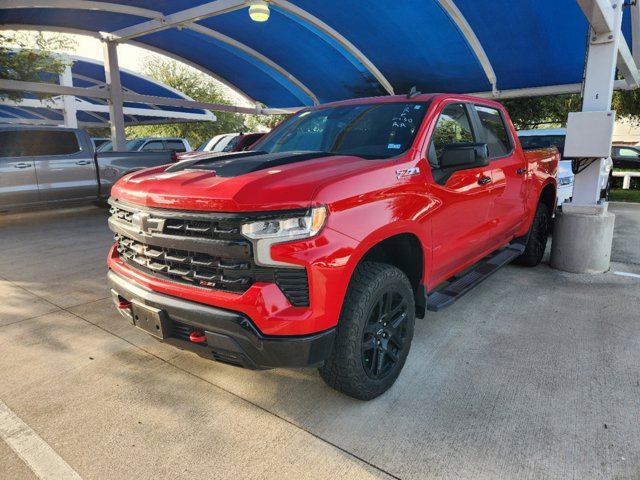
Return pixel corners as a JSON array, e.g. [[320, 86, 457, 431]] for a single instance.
[[58, 63, 78, 128], [186, 23, 318, 104], [617, 38, 640, 88], [121, 92, 300, 115], [471, 79, 631, 99], [632, 1, 640, 66], [436, 0, 498, 95], [270, 0, 395, 96], [576, 0, 615, 34], [108, 0, 246, 41], [0, 78, 300, 115], [0, 98, 216, 121], [2, 0, 161, 19], [0, 79, 111, 99], [103, 41, 126, 151], [571, 0, 623, 205]]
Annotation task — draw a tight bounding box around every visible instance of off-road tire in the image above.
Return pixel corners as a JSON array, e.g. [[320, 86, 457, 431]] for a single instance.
[[515, 202, 549, 267], [319, 261, 415, 400]]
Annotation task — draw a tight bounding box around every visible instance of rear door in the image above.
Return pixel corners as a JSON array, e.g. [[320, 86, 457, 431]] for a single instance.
[[0, 130, 39, 208], [34, 130, 97, 202], [473, 105, 526, 247], [428, 102, 496, 285]]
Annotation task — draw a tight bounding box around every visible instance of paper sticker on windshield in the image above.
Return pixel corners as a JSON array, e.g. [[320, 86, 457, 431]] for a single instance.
[[387, 143, 402, 150]]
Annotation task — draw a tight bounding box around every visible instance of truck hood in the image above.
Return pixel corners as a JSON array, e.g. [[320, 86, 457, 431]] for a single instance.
[[111, 150, 384, 212]]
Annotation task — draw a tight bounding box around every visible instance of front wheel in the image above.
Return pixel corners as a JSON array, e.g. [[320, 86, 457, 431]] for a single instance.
[[319, 262, 415, 400], [514, 202, 549, 267]]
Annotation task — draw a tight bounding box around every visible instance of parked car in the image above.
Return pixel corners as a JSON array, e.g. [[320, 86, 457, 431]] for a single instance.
[[611, 144, 640, 169], [178, 132, 265, 161], [517, 128, 575, 206], [0, 126, 172, 210], [107, 93, 559, 400], [91, 137, 110, 149], [97, 137, 191, 153]]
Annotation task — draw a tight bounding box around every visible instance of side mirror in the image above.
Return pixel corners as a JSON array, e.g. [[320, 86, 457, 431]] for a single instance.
[[440, 143, 489, 169]]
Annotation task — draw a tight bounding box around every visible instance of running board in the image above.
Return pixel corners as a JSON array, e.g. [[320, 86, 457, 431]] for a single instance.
[[426, 244, 525, 312]]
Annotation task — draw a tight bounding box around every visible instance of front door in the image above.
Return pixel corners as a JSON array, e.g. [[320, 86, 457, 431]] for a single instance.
[[427, 102, 496, 287], [0, 130, 39, 208]]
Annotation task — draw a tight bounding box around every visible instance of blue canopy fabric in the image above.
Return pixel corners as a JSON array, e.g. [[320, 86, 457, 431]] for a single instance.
[[0, 55, 215, 126], [0, 1, 633, 108]]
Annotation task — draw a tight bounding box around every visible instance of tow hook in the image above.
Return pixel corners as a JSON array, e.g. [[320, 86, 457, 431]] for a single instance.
[[189, 331, 207, 343], [116, 300, 131, 309]]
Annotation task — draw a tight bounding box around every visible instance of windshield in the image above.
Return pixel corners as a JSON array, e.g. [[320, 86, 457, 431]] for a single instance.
[[257, 102, 429, 159], [518, 134, 566, 157]]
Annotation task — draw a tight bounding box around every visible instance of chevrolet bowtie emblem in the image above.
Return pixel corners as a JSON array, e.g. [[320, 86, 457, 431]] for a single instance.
[[130, 212, 165, 234]]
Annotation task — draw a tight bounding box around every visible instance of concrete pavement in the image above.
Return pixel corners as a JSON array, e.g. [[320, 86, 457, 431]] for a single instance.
[[1, 203, 639, 479]]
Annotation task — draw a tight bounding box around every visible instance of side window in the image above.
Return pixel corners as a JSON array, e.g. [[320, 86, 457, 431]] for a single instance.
[[618, 147, 640, 158], [475, 105, 512, 159], [0, 131, 80, 157], [428, 103, 474, 167], [0, 131, 29, 157], [165, 140, 187, 152], [141, 141, 165, 151]]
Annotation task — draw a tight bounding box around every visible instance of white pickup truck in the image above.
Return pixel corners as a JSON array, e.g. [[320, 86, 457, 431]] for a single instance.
[[517, 128, 612, 206]]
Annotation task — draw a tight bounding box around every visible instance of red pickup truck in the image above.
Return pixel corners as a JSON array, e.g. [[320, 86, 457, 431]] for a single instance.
[[107, 94, 558, 400]]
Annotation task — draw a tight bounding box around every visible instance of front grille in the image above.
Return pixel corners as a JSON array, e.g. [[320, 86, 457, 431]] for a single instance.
[[109, 201, 310, 306]]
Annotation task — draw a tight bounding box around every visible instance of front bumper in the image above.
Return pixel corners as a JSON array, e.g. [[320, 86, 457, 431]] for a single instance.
[[108, 270, 335, 369]]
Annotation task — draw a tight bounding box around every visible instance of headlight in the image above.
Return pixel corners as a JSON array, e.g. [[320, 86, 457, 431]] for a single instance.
[[558, 176, 574, 186], [241, 206, 327, 267], [242, 206, 327, 240]]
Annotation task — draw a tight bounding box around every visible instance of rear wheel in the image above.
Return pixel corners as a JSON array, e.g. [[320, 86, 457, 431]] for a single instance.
[[319, 262, 415, 400], [515, 202, 549, 267]]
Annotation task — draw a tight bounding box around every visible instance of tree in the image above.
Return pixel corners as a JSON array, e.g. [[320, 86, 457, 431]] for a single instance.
[[126, 56, 248, 148], [245, 113, 288, 132], [0, 32, 76, 101], [500, 94, 581, 130]]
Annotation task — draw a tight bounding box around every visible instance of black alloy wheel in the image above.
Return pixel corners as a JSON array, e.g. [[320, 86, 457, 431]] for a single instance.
[[319, 261, 415, 400], [361, 290, 409, 379]]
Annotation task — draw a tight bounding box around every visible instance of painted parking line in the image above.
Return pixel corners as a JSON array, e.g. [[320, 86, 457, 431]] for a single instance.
[[612, 271, 640, 279], [0, 400, 82, 480]]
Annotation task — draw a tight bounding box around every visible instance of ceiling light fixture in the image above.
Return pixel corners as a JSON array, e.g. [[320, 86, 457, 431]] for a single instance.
[[249, 0, 270, 22]]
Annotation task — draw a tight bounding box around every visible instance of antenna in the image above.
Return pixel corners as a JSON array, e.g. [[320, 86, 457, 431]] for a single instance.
[[407, 86, 421, 99]]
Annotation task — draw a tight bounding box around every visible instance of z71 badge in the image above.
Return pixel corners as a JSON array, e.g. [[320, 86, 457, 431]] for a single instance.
[[395, 167, 420, 180]]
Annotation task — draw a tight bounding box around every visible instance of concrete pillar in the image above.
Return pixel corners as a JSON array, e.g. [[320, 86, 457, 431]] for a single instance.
[[550, 204, 615, 274], [102, 40, 126, 151]]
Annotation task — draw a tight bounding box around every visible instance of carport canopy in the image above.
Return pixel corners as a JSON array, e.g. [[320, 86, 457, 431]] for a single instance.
[[0, 54, 216, 128], [1, 0, 640, 108]]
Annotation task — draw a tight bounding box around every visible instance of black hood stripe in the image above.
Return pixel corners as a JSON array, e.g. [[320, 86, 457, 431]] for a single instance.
[[166, 151, 337, 177]]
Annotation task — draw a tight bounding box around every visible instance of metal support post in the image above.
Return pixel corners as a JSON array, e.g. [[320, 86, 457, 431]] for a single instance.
[[550, 0, 624, 274], [59, 62, 77, 128], [102, 40, 126, 151]]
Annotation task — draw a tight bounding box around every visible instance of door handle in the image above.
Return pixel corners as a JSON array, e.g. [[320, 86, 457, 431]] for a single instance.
[[75, 160, 92, 165], [477, 176, 492, 186], [14, 163, 31, 169], [517, 168, 527, 175]]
